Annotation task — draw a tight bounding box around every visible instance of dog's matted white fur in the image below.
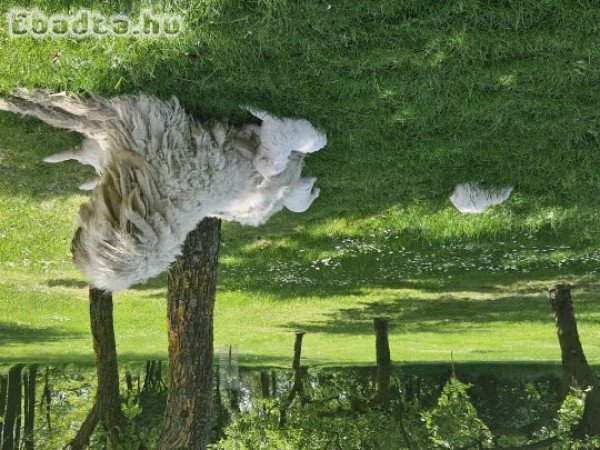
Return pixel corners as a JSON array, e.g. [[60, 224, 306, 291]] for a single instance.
[[0, 89, 326, 291]]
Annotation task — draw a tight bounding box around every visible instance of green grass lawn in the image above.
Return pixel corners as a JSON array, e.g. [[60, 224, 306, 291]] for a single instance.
[[1, 0, 600, 366]]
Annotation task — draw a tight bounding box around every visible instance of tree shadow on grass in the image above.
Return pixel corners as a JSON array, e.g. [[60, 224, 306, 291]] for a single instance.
[[281, 290, 600, 335], [46, 278, 89, 289], [46, 276, 166, 291], [0, 321, 84, 346]]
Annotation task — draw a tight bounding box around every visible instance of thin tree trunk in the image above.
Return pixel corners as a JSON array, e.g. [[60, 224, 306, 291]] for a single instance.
[[13, 373, 21, 450], [548, 284, 597, 388], [144, 361, 152, 390], [158, 217, 221, 450], [23, 365, 37, 450], [374, 318, 392, 409], [260, 372, 270, 398], [23, 372, 29, 449], [227, 388, 240, 413], [292, 332, 305, 372], [40, 367, 51, 432], [271, 371, 277, 398], [1, 364, 23, 450], [125, 371, 133, 392], [212, 366, 229, 443], [0, 374, 7, 415], [488, 285, 600, 441], [0, 374, 6, 438], [548, 284, 600, 437], [279, 332, 307, 428], [90, 288, 126, 446], [577, 387, 600, 436], [68, 403, 100, 450], [68, 289, 126, 449], [157, 361, 164, 391], [142, 361, 165, 392]]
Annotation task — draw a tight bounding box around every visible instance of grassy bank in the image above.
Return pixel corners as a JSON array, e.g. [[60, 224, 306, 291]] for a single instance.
[[1, 1, 600, 365]]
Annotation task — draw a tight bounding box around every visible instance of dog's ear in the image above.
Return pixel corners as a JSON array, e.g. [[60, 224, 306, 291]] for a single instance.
[[243, 106, 269, 121]]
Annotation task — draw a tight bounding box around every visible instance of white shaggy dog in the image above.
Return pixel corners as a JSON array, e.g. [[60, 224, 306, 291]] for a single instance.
[[0, 89, 326, 291]]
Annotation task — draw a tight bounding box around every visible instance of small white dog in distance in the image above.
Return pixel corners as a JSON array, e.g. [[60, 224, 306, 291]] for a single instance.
[[0, 89, 326, 291], [449, 182, 513, 214]]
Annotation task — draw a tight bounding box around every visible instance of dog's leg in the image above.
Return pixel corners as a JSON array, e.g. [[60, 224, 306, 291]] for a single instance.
[[0, 90, 113, 189], [44, 138, 103, 169], [44, 138, 104, 190], [282, 177, 319, 213]]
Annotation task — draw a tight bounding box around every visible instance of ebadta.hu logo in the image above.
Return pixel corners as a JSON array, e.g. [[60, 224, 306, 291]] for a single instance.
[[5, 8, 184, 39]]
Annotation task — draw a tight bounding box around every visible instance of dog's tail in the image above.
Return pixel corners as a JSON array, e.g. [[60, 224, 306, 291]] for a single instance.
[[0, 88, 113, 136]]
